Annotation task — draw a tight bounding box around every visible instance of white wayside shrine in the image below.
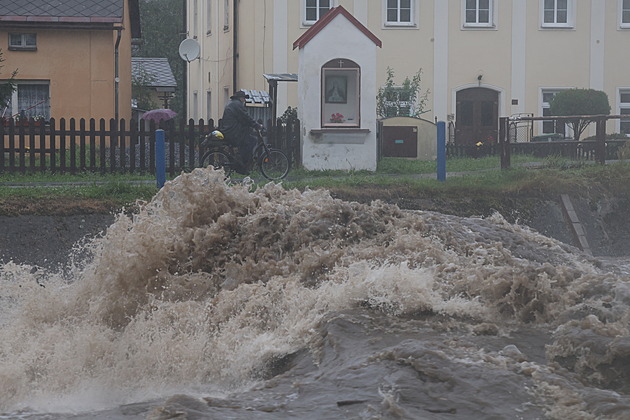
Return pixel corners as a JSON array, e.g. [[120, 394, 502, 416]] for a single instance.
[[293, 6, 381, 171]]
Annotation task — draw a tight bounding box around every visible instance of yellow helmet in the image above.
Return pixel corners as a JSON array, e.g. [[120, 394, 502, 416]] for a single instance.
[[211, 130, 224, 140]]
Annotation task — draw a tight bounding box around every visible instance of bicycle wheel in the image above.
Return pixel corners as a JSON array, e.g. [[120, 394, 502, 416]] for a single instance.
[[201, 150, 233, 177], [259, 149, 290, 180]]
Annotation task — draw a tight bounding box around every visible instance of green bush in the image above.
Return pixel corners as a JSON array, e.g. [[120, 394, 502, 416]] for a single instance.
[[549, 89, 611, 141]]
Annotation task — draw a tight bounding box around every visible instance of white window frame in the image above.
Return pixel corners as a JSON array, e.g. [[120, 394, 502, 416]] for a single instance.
[[618, 88, 630, 136], [193, 0, 199, 37], [206, 0, 212, 35], [540, 88, 571, 136], [302, 0, 335, 27], [193, 91, 199, 120], [620, 0, 630, 28], [8, 33, 37, 51], [223, 86, 230, 109], [540, 0, 575, 29], [384, 0, 416, 28], [224, 0, 230, 31], [462, 0, 495, 29], [211, 89, 212, 122]]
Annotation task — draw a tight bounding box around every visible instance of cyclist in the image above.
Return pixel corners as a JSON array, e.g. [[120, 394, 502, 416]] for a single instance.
[[220, 90, 263, 174]]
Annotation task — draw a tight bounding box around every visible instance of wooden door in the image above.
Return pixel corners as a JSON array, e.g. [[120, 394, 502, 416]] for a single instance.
[[455, 88, 499, 145]]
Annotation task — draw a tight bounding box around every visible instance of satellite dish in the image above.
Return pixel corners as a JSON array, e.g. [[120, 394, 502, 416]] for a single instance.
[[179, 38, 200, 62]]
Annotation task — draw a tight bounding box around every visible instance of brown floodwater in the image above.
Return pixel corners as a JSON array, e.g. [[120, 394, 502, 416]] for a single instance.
[[1, 168, 629, 419]]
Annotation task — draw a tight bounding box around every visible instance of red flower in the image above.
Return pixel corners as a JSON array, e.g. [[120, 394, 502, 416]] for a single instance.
[[330, 113, 344, 123]]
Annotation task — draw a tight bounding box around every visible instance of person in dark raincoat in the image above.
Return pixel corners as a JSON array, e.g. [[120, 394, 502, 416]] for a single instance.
[[220, 90, 263, 174]]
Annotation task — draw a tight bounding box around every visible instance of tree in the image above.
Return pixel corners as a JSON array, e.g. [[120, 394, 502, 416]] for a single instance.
[[136, 0, 185, 115], [132, 65, 158, 111], [377, 67, 429, 119], [0, 49, 17, 117], [279, 106, 298, 126], [549, 88, 611, 141]]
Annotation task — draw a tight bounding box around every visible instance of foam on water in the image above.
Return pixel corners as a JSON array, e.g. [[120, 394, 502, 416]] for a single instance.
[[1, 168, 629, 419]]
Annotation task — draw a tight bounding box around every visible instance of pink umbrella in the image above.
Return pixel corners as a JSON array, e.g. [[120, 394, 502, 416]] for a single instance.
[[141, 108, 177, 123]]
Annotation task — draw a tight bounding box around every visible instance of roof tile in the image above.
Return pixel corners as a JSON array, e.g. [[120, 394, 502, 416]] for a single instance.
[[0, 0, 123, 21], [132, 58, 177, 88]]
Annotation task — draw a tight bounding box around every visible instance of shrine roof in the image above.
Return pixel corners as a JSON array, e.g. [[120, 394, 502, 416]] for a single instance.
[[293, 5, 381, 50]]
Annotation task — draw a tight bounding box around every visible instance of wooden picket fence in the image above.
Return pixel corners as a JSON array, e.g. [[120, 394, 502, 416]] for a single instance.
[[0, 117, 301, 175], [4, 116, 622, 176]]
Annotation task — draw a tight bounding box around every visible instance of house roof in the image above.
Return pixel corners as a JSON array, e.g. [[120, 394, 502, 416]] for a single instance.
[[0, 0, 141, 37], [240, 89, 271, 105], [132, 57, 177, 90], [293, 5, 382, 50], [263, 73, 298, 83], [0, 0, 123, 23]]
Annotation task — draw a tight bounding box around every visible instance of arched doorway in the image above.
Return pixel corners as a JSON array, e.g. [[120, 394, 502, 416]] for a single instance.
[[455, 87, 499, 145]]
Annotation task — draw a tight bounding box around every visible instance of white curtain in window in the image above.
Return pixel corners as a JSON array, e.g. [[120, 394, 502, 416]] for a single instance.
[[18, 84, 49, 118]]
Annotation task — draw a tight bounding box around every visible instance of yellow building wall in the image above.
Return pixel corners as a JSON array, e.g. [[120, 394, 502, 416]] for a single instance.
[[190, 0, 630, 135], [448, 2, 512, 104], [369, 0, 434, 118], [1, 19, 133, 122]]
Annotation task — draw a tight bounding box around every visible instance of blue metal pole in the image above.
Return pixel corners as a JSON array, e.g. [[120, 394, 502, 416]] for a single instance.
[[155, 129, 165, 188], [437, 121, 446, 182]]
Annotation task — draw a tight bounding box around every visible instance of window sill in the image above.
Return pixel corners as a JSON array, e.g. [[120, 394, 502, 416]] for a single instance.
[[323, 122, 359, 128], [9, 46, 37, 52], [383, 23, 417, 28], [462, 24, 496, 30], [540, 24, 575, 29], [310, 128, 371, 144], [311, 128, 369, 134]]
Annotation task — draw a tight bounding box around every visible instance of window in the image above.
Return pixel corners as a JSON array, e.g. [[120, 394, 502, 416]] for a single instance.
[[211, 90, 212, 122], [223, 86, 230, 108], [541, 89, 567, 135], [8, 33, 36, 51], [321, 59, 360, 128], [206, 0, 212, 35], [463, 0, 493, 27], [621, 0, 630, 28], [304, 0, 332, 26], [4, 82, 50, 119], [619, 90, 630, 135], [224, 0, 230, 31], [385, 0, 414, 27], [541, 0, 574, 28], [193, 91, 199, 120], [382, 87, 414, 117], [193, 0, 199, 37]]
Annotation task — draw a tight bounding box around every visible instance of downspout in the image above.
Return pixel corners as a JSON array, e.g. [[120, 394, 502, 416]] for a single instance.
[[115, 27, 122, 121], [232, 0, 238, 90]]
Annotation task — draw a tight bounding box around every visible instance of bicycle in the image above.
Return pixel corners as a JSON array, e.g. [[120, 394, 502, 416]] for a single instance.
[[200, 126, 290, 180]]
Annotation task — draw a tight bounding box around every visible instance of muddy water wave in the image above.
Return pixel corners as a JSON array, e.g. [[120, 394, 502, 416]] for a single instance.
[[1, 168, 629, 419]]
